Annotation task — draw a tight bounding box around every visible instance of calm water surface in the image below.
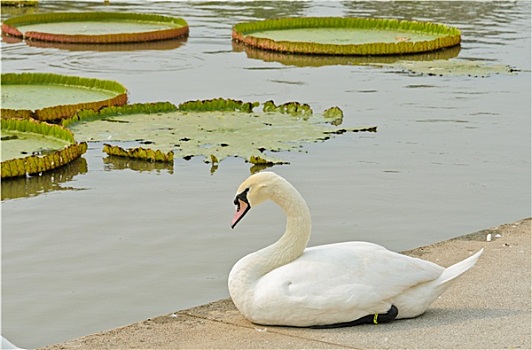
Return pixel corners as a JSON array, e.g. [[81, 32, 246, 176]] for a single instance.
[[1, 1, 530, 348]]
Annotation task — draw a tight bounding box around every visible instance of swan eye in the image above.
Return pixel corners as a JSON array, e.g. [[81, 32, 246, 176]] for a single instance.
[[234, 188, 250, 208]]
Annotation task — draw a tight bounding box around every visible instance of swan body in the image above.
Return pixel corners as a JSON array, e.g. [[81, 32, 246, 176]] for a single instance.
[[229, 172, 483, 327]]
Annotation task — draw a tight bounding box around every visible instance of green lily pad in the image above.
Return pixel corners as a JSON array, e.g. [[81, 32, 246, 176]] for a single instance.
[[65, 99, 376, 166], [1, 72, 128, 121], [385, 59, 517, 77], [1, 118, 88, 179], [1, 130, 70, 161], [103, 144, 174, 163], [1, 12, 189, 44], [233, 17, 460, 56]]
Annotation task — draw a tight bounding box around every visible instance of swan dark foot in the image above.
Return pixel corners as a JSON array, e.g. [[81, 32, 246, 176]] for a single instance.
[[309, 305, 399, 329]]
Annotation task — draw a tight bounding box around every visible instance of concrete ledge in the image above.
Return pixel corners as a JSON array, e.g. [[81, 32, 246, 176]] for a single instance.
[[42, 218, 531, 349]]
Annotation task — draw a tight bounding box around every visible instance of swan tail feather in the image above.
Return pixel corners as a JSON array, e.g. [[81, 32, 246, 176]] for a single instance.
[[393, 249, 484, 319], [438, 248, 483, 285]]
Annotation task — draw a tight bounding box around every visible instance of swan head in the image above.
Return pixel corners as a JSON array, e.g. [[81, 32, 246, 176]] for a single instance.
[[231, 172, 282, 229]]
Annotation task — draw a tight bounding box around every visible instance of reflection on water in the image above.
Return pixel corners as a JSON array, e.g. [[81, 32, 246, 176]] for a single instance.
[[233, 41, 461, 67], [191, 1, 311, 20], [1, 1, 530, 349], [26, 37, 187, 52], [1, 157, 88, 201], [103, 154, 174, 174]]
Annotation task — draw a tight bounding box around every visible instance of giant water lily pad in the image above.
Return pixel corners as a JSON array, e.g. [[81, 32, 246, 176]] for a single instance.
[[64, 99, 376, 166], [1, 72, 128, 121], [1, 12, 189, 44], [1, 118, 87, 179], [233, 17, 461, 56]]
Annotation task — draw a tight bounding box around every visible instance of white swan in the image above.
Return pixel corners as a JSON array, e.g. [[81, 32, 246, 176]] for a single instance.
[[229, 171, 483, 327]]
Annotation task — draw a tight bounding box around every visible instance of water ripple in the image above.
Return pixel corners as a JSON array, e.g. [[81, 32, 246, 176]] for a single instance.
[[58, 47, 204, 74]]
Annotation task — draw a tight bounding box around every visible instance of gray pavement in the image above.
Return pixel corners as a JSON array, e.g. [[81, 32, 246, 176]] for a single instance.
[[42, 218, 531, 349]]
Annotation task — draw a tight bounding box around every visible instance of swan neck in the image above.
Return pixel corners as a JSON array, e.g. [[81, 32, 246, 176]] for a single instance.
[[265, 181, 311, 269], [228, 177, 311, 310]]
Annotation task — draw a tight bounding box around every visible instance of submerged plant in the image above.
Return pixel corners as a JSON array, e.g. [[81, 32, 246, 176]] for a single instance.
[[384, 59, 518, 77], [66, 99, 376, 166]]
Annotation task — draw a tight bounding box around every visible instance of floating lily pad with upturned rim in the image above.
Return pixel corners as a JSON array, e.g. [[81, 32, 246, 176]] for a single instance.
[[64, 99, 377, 167], [1, 118, 88, 179], [1, 72, 128, 121], [232, 17, 461, 56], [1, 12, 189, 44]]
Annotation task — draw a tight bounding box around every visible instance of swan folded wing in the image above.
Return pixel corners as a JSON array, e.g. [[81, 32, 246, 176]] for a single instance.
[[253, 277, 382, 326], [253, 242, 444, 325]]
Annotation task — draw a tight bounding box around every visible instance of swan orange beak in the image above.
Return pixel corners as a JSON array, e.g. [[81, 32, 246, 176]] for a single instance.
[[231, 198, 250, 229], [231, 188, 251, 229]]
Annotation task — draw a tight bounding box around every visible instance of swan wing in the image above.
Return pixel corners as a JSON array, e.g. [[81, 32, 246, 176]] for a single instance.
[[252, 242, 444, 324]]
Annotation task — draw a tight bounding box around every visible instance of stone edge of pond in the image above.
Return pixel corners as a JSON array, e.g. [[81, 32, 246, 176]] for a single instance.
[[39, 217, 531, 350]]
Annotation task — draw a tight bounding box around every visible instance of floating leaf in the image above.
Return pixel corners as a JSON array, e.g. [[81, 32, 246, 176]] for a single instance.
[[1, 12, 189, 44], [178, 98, 259, 112], [323, 106, 344, 126], [62, 102, 177, 127], [67, 99, 377, 166], [1, 72, 128, 121], [103, 144, 174, 163], [233, 17, 460, 56], [262, 100, 313, 116], [1, 118, 87, 179]]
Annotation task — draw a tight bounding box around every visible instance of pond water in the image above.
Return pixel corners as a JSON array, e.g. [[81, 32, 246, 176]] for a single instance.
[[1, 1, 530, 348]]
